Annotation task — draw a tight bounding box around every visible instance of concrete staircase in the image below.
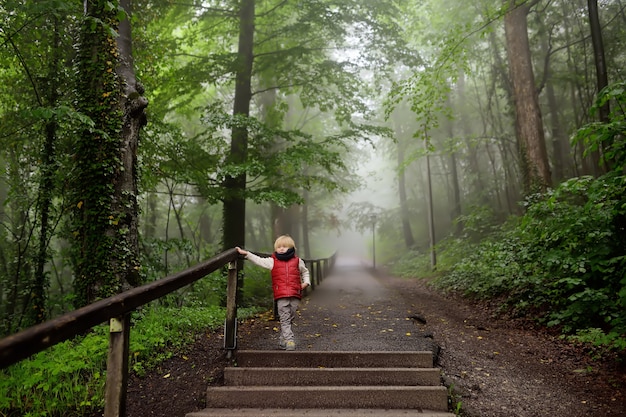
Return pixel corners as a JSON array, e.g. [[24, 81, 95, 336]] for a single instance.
[[187, 350, 456, 417]]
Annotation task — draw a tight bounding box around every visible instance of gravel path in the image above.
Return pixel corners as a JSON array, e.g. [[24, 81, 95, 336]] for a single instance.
[[238, 258, 437, 353]]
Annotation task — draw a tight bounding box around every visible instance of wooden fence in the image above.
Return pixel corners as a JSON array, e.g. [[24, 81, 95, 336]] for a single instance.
[[0, 248, 335, 417]]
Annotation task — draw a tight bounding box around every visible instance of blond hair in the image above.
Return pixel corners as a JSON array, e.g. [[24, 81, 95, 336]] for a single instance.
[[274, 235, 296, 250]]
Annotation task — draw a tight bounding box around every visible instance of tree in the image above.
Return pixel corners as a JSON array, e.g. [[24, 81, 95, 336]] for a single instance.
[[587, 0, 610, 125], [223, 0, 254, 254], [71, 0, 147, 306], [503, 0, 551, 194], [587, 0, 611, 171]]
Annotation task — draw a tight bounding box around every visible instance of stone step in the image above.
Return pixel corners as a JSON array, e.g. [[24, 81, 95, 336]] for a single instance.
[[204, 386, 449, 410], [187, 408, 455, 417], [233, 350, 435, 368], [224, 366, 442, 386], [186, 350, 456, 417]]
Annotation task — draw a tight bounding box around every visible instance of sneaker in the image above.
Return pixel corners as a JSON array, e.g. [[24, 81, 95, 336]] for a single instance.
[[278, 338, 286, 350], [285, 340, 296, 351]]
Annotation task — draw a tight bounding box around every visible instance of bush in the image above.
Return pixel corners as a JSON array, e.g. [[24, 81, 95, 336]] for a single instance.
[[391, 250, 432, 278], [425, 174, 626, 353], [241, 265, 274, 309]]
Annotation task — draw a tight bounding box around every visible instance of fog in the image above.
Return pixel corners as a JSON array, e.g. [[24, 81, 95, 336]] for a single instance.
[[314, 139, 397, 266]]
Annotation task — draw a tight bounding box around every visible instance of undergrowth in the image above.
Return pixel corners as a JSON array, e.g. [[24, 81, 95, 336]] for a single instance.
[[392, 173, 626, 358], [0, 304, 260, 417]]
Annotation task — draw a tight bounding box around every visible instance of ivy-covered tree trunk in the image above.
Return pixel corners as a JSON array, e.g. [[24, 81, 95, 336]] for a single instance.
[[71, 0, 146, 307], [31, 18, 62, 325], [503, 0, 552, 194], [31, 98, 57, 324]]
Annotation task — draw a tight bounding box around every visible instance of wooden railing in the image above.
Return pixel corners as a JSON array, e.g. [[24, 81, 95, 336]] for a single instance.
[[0, 248, 336, 417]]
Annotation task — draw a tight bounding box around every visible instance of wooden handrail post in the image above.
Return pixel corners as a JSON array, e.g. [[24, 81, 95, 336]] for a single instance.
[[224, 260, 238, 358], [317, 260, 322, 284], [309, 261, 316, 289], [104, 314, 131, 417]]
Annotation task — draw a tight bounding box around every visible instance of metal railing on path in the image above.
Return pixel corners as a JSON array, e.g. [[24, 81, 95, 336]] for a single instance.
[[0, 248, 335, 417]]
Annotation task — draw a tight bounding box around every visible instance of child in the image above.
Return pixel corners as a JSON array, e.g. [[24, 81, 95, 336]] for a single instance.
[[236, 235, 310, 351]]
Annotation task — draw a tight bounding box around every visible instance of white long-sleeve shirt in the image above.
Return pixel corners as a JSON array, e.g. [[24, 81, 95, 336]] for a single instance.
[[245, 251, 311, 286]]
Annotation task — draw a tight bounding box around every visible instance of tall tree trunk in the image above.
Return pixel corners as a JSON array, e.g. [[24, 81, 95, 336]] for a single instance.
[[3, 151, 32, 334], [272, 205, 298, 239], [72, 0, 146, 306], [448, 150, 463, 233], [425, 150, 436, 270], [31, 117, 55, 324], [546, 81, 567, 182], [143, 192, 158, 240], [396, 138, 416, 249], [536, 14, 569, 183], [223, 0, 254, 255], [198, 198, 214, 247], [485, 29, 520, 214], [223, 0, 254, 304], [588, 0, 610, 124], [457, 71, 486, 203], [0, 156, 6, 332], [503, 0, 552, 194], [116, 0, 147, 286], [31, 18, 62, 324], [559, 0, 599, 176], [587, 0, 611, 172], [447, 85, 462, 234], [301, 194, 311, 259]]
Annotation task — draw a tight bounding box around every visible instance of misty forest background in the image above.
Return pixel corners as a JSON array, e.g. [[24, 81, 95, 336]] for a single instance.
[[2, 0, 626, 415]]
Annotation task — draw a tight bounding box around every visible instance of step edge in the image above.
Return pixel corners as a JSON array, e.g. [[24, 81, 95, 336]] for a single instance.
[[208, 385, 448, 390], [225, 367, 442, 371]]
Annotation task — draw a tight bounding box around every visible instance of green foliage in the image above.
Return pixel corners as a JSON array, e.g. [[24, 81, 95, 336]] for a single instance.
[[568, 328, 626, 355], [0, 0, 83, 335], [128, 305, 230, 375], [573, 81, 626, 170], [453, 205, 503, 243], [414, 173, 626, 353], [192, 102, 358, 206], [240, 265, 274, 309], [390, 250, 433, 278], [0, 303, 261, 416], [0, 326, 109, 416]]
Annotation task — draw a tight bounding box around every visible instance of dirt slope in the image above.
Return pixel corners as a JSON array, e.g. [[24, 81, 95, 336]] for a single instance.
[[384, 274, 626, 417]]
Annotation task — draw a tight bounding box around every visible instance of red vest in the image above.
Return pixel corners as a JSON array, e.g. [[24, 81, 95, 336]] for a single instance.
[[271, 254, 302, 300]]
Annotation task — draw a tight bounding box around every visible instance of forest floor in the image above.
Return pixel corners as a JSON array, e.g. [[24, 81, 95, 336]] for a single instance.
[[116, 266, 626, 417]]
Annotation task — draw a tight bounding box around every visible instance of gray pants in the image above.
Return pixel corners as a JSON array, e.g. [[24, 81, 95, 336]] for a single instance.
[[277, 297, 300, 342]]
